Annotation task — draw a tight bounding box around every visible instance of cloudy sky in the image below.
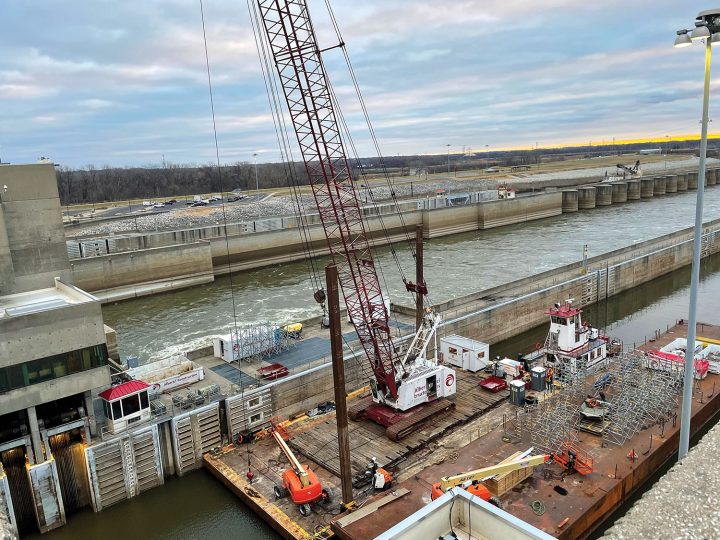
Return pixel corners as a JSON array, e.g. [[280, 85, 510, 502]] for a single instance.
[[0, 0, 714, 167]]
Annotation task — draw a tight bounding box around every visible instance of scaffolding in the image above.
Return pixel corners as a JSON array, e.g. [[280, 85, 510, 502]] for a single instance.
[[595, 351, 682, 447], [524, 350, 683, 455], [228, 323, 294, 362]]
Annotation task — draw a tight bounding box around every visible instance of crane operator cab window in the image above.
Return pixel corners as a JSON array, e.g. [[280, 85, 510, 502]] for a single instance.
[[426, 376, 437, 399]]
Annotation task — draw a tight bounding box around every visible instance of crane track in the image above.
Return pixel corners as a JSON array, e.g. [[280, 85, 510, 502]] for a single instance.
[[386, 398, 455, 441], [348, 395, 374, 421]]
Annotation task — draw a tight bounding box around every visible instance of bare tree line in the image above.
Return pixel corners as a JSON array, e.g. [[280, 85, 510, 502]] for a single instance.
[[55, 161, 306, 205], [55, 140, 703, 205]]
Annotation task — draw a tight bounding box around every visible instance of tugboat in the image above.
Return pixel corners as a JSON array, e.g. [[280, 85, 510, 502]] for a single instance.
[[524, 299, 620, 380]]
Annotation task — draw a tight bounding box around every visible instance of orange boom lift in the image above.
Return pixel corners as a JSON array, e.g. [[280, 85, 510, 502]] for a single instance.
[[271, 430, 329, 516]]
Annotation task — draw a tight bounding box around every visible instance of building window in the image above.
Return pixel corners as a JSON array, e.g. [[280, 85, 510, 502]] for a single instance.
[[122, 395, 141, 416], [140, 391, 149, 410], [0, 344, 108, 393], [111, 400, 122, 420]]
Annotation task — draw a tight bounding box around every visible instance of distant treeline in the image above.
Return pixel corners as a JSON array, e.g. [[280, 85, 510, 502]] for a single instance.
[[55, 140, 706, 205], [56, 161, 306, 205]]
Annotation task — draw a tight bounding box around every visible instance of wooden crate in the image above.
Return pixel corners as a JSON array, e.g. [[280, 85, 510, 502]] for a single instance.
[[484, 465, 533, 497], [483, 450, 536, 497]]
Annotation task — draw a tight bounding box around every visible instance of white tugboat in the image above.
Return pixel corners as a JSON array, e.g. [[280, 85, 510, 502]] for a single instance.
[[525, 299, 619, 380]]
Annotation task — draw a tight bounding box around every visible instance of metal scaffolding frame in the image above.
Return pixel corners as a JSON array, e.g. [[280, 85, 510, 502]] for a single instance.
[[229, 323, 293, 362], [523, 350, 683, 455], [595, 351, 682, 447]]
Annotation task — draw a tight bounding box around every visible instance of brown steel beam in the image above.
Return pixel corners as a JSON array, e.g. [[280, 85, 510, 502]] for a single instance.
[[326, 263, 353, 505]]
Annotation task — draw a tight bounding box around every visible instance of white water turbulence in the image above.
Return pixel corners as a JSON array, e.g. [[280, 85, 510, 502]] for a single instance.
[[102, 187, 720, 362]]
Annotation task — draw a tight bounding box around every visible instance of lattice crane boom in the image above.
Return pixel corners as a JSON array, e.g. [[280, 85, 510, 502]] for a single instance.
[[256, 0, 399, 398]]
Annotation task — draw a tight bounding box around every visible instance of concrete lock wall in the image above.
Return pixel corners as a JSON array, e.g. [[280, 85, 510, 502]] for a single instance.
[[688, 172, 698, 190], [255, 218, 720, 423], [71, 241, 214, 302], [653, 177, 666, 196], [595, 184, 612, 206], [478, 192, 561, 229], [561, 190, 578, 213], [705, 169, 717, 186], [640, 178, 655, 198], [665, 175, 678, 193], [69, 174, 717, 302], [677, 174, 688, 191]]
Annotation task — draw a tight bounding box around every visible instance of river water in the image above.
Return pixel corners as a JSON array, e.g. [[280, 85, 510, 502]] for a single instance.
[[103, 188, 720, 362]]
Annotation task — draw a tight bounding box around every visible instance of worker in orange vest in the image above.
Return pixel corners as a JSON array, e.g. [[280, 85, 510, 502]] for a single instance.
[[546, 367, 554, 387]]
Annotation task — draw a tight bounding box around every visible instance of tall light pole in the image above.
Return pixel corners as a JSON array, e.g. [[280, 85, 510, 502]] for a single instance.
[[253, 152, 259, 193], [673, 9, 717, 460], [446, 144, 451, 175]]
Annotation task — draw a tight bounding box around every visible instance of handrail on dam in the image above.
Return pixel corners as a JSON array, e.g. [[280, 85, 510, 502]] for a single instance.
[[66, 190, 497, 258]]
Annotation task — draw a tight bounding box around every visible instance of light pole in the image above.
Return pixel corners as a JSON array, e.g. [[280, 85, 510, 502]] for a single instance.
[[446, 144, 451, 175], [673, 8, 717, 460], [253, 152, 259, 193]]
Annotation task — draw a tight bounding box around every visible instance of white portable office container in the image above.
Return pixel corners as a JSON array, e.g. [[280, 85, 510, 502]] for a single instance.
[[439, 335, 489, 372]]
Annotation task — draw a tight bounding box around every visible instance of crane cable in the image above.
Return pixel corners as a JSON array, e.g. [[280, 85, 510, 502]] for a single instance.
[[322, 1, 420, 267], [247, 0, 379, 375], [247, 0, 325, 298], [321, 0, 437, 310], [199, 0, 241, 340]]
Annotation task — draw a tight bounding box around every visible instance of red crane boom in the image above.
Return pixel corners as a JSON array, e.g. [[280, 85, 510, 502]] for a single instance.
[[256, 0, 399, 398]]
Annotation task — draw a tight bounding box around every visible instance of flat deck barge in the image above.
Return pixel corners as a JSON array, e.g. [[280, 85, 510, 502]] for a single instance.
[[330, 321, 720, 539], [203, 321, 720, 540]]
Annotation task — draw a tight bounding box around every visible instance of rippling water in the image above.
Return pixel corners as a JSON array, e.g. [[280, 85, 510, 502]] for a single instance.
[[102, 188, 720, 361]]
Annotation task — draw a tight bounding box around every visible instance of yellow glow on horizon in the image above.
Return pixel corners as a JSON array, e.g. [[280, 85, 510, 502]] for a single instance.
[[436, 133, 720, 155]]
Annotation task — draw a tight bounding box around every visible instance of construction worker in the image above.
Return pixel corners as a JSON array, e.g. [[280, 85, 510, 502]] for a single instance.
[[546, 367, 554, 387]]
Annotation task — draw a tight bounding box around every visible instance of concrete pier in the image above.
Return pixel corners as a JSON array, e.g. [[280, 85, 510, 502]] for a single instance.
[[595, 183, 612, 206], [561, 190, 579, 213], [610, 182, 627, 203], [653, 176, 666, 196], [708, 168, 718, 186], [640, 178, 655, 198], [577, 186, 597, 209], [626, 180, 641, 200], [688, 172, 698, 190], [677, 173, 688, 192], [664, 175, 678, 193]]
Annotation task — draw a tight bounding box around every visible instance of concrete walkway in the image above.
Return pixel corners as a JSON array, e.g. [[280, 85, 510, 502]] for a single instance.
[[602, 420, 720, 540]]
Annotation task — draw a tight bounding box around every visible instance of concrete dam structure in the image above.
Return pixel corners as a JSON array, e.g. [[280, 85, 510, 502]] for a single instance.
[[66, 166, 720, 303]]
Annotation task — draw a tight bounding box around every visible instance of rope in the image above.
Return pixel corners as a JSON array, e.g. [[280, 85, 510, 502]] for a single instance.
[[199, 0, 240, 338]]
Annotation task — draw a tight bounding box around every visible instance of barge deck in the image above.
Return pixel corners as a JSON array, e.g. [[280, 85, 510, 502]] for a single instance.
[[202, 321, 720, 540], [330, 321, 720, 539]]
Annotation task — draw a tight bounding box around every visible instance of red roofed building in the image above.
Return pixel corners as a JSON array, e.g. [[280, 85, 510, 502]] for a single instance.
[[99, 380, 151, 434]]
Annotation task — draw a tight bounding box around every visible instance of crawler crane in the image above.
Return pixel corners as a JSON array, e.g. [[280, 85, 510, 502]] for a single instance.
[[254, 0, 456, 440]]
